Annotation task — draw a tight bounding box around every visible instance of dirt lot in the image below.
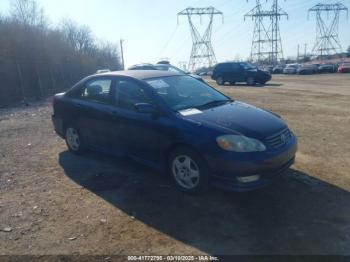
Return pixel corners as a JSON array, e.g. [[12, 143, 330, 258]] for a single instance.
[[1, 74, 350, 256]]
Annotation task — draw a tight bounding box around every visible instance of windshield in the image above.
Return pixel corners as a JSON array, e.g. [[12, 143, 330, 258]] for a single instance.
[[240, 62, 257, 70], [146, 75, 230, 111]]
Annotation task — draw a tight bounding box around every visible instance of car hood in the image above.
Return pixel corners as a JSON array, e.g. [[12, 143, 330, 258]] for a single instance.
[[180, 101, 287, 139]]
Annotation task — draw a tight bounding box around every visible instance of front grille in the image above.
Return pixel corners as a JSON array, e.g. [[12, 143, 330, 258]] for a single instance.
[[265, 128, 292, 149]]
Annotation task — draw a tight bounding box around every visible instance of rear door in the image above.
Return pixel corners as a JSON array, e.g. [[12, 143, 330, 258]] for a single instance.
[[70, 77, 116, 150], [231, 63, 245, 82]]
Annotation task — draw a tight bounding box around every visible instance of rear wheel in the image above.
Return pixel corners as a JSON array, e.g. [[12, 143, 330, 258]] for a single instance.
[[216, 76, 225, 86], [246, 77, 255, 86], [65, 126, 85, 154], [169, 147, 209, 194]]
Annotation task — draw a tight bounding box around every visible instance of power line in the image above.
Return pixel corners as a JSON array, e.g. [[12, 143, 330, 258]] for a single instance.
[[159, 25, 178, 58]]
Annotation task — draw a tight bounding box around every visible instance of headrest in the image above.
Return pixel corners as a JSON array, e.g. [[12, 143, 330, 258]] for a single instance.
[[87, 85, 102, 95]]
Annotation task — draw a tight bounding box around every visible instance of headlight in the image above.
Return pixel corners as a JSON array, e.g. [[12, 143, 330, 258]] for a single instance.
[[216, 135, 266, 152]]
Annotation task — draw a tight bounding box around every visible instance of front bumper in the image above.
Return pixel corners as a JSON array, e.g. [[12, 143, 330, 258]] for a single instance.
[[206, 137, 297, 192], [211, 157, 295, 192], [52, 114, 64, 138]]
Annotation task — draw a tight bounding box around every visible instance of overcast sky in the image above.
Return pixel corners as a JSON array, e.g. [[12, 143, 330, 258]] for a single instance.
[[1, 0, 349, 68]]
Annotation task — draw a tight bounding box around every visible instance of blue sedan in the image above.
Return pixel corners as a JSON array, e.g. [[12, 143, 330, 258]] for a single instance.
[[52, 70, 297, 193]]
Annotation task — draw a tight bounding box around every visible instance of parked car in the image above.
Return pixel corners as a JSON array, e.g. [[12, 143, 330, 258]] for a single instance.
[[128, 63, 157, 70], [262, 65, 274, 74], [283, 64, 300, 74], [52, 70, 297, 193], [211, 62, 271, 86], [297, 65, 314, 75], [338, 62, 350, 73], [96, 69, 111, 74], [311, 64, 320, 74], [318, 64, 336, 73], [129, 62, 204, 82], [272, 65, 284, 74]]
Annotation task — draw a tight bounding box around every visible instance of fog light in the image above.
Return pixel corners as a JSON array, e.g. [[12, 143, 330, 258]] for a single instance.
[[237, 175, 260, 183]]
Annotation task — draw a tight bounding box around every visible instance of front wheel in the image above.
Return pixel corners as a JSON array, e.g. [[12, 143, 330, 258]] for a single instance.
[[65, 126, 85, 154], [169, 148, 209, 194], [246, 77, 256, 86], [216, 76, 225, 86]]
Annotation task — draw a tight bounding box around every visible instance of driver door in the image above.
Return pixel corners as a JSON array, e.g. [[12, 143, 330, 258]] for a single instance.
[[109, 78, 163, 164]]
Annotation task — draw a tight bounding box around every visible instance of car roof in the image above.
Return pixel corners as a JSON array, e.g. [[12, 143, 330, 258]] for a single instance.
[[94, 70, 181, 80], [217, 62, 239, 65]]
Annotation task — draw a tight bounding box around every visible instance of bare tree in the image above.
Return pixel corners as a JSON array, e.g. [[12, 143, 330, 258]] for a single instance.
[[11, 0, 44, 26], [61, 19, 95, 54], [0, 0, 121, 106]]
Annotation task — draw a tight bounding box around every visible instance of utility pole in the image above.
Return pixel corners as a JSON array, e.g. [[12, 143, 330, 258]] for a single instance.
[[120, 39, 125, 70], [304, 43, 307, 59], [308, 3, 348, 59], [297, 44, 300, 63], [178, 7, 223, 72]]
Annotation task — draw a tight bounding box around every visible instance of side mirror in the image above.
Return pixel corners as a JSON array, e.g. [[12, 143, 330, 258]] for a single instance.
[[134, 103, 156, 114]]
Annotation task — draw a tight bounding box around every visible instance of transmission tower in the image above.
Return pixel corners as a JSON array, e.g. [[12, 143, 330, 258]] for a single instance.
[[270, 0, 288, 64], [308, 3, 348, 58], [178, 7, 223, 72], [245, 1, 271, 64], [245, 0, 288, 65]]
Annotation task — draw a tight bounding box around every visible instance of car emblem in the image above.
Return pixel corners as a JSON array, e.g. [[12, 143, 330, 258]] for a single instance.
[[280, 134, 286, 144]]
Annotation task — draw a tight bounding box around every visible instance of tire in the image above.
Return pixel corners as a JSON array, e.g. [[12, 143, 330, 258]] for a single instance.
[[216, 76, 225, 86], [65, 125, 85, 154], [168, 147, 210, 194], [246, 77, 255, 86]]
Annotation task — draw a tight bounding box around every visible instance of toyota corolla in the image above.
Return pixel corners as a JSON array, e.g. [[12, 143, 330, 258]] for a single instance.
[[52, 70, 297, 193]]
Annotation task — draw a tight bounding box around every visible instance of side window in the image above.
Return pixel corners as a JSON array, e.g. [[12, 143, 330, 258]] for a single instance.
[[114, 79, 152, 111], [80, 78, 112, 104], [231, 63, 241, 71], [220, 63, 232, 72]]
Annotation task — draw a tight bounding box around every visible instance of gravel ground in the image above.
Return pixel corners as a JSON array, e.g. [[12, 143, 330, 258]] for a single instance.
[[1, 74, 350, 257]]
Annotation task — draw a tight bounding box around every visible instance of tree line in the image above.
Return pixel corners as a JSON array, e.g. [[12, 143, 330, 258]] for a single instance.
[[0, 0, 121, 107]]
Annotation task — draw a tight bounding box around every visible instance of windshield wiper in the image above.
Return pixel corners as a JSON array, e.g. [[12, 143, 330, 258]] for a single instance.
[[195, 99, 233, 109]]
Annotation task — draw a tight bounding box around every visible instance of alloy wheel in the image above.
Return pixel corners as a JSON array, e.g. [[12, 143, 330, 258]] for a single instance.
[[66, 127, 80, 151], [172, 155, 200, 190]]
